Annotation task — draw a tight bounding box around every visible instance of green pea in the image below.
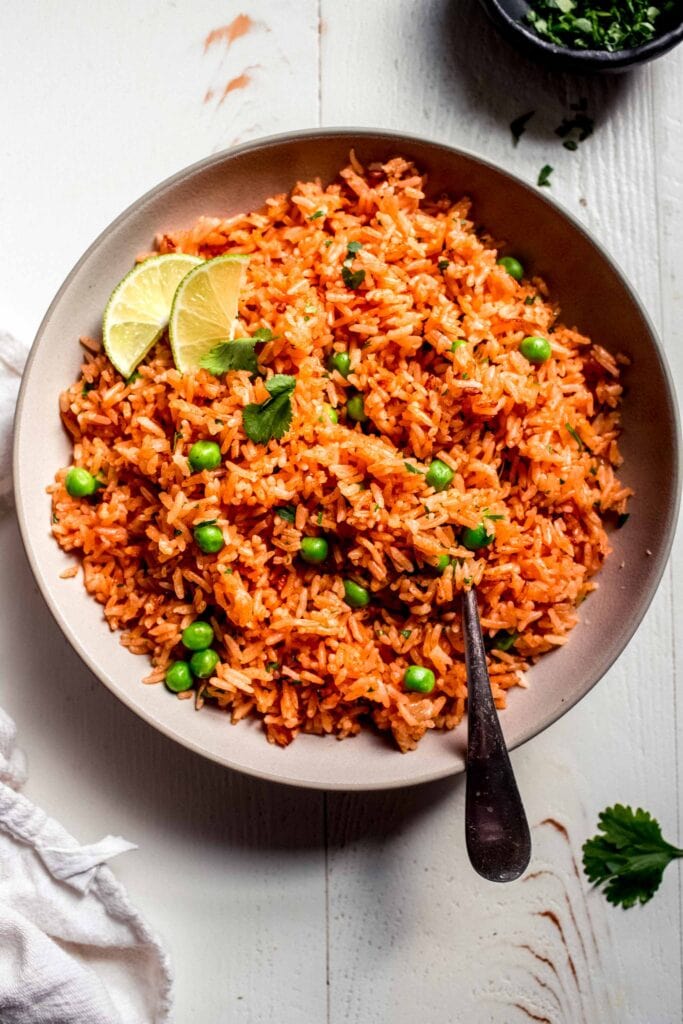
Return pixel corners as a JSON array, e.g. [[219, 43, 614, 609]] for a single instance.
[[492, 629, 518, 652], [520, 335, 552, 364], [433, 554, 451, 574], [300, 536, 329, 564], [451, 339, 467, 352], [190, 648, 220, 678], [426, 459, 454, 492], [346, 394, 368, 423], [188, 440, 222, 472], [328, 351, 351, 378], [65, 466, 97, 498], [194, 524, 225, 554], [497, 256, 524, 281], [181, 621, 214, 651], [461, 523, 494, 550], [404, 665, 436, 693], [325, 405, 339, 424], [165, 660, 193, 693], [343, 579, 370, 608]]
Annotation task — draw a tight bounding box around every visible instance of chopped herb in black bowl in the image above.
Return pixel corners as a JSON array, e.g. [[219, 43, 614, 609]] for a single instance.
[[478, 0, 683, 72]]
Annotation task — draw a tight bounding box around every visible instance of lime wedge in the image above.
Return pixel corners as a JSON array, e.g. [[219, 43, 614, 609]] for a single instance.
[[168, 254, 249, 373], [103, 253, 202, 378]]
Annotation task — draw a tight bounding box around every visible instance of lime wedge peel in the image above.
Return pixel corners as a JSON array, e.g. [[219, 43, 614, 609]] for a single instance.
[[102, 253, 203, 378], [168, 254, 249, 374]]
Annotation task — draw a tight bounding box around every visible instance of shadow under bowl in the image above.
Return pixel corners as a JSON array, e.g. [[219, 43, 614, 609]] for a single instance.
[[13, 128, 681, 790], [478, 0, 683, 73]]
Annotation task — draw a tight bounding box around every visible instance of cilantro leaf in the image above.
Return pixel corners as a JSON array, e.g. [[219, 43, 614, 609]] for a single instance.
[[309, 209, 325, 220], [342, 263, 366, 290], [275, 505, 296, 523], [404, 461, 425, 475], [538, 164, 554, 188], [243, 375, 296, 444], [199, 329, 275, 376], [265, 374, 297, 398], [346, 240, 363, 255], [510, 110, 535, 146], [583, 805, 683, 909], [438, 258, 449, 271]]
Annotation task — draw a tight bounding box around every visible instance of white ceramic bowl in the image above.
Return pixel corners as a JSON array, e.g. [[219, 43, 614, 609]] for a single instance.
[[14, 129, 681, 790]]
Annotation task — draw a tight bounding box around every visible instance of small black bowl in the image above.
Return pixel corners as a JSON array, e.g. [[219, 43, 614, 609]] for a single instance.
[[479, 0, 683, 72]]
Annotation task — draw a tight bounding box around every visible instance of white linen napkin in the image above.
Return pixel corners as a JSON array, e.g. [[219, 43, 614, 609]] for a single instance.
[[0, 325, 172, 1022]]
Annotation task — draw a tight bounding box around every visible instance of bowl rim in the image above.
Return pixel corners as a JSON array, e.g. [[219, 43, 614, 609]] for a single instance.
[[480, 0, 683, 68], [13, 126, 683, 789]]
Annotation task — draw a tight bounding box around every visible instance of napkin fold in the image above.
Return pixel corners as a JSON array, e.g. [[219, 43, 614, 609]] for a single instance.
[[0, 326, 172, 1021]]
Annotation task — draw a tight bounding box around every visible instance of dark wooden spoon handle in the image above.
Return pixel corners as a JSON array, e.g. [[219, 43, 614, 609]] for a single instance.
[[462, 588, 531, 882]]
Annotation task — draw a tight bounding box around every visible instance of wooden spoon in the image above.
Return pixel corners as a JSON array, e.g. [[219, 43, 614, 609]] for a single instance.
[[461, 587, 531, 881]]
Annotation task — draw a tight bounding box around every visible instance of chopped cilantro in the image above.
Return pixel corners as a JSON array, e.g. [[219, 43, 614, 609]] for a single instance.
[[266, 661, 279, 672], [510, 110, 535, 146], [527, 2, 670, 52], [524, 295, 537, 305], [242, 375, 296, 443], [400, 629, 412, 639], [537, 164, 554, 188], [404, 461, 425, 475], [309, 209, 325, 220], [341, 242, 365, 290], [563, 139, 579, 151], [342, 264, 365, 290], [438, 258, 449, 271], [566, 423, 585, 449], [317, 509, 323, 525], [275, 505, 296, 523]]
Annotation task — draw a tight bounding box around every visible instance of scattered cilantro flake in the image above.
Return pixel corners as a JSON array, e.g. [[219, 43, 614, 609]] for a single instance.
[[438, 258, 449, 271], [566, 422, 585, 449], [537, 164, 554, 188], [347, 240, 363, 255], [317, 509, 323, 525], [510, 110, 535, 146], [404, 461, 425, 475], [563, 139, 579, 151], [275, 505, 296, 523], [524, 295, 537, 305], [52, 512, 59, 523], [266, 661, 279, 672], [492, 629, 518, 651], [324, 239, 333, 248], [342, 264, 365, 290], [583, 804, 683, 908], [81, 381, 95, 396], [309, 209, 325, 220], [223, 567, 234, 575], [400, 629, 412, 639]]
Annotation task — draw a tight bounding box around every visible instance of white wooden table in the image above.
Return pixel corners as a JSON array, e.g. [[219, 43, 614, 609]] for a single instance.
[[1, 2, 682, 1020]]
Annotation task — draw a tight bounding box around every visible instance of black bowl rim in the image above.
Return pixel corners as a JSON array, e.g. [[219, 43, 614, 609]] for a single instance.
[[480, 0, 683, 68]]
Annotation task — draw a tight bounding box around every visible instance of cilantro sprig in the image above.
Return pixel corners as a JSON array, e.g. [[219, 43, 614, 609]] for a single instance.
[[199, 328, 275, 376], [583, 805, 683, 908], [242, 374, 296, 444]]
